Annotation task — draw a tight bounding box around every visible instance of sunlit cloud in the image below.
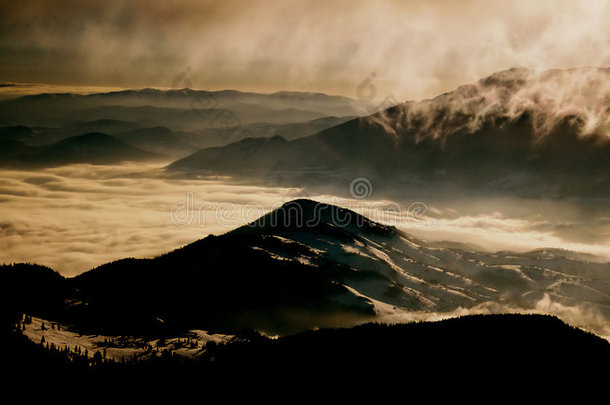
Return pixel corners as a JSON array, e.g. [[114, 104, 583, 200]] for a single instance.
[[0, 0, 608, 99], [2, 162, 610, 276]]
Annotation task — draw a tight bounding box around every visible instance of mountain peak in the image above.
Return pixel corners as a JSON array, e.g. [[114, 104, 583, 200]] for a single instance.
[[57, 132, 118, 145], [232, 199, 396, 238]]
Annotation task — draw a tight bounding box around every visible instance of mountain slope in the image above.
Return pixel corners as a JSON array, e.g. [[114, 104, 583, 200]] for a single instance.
[[204, 314, 610, 381], [113, 126, 199, 157], [5, 314, 608, 386], [2, 199, 610, 338], [167, 67, 610, 196], [4, 313, 608, 388]]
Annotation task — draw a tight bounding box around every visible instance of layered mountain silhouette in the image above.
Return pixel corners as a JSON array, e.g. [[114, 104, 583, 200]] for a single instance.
[[112, 126, 200, 157], [0, 89, 370, 128], [0, 89, 365, 164], [168, 67, 610, 197], [2, 199, 609, 337], [0, 116, 353, 159], [0, 132, 158, 167], [0, 120, 153, 146]]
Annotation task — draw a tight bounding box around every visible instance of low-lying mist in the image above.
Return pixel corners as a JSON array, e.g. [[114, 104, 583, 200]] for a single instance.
[[1, 162, 609, 276]]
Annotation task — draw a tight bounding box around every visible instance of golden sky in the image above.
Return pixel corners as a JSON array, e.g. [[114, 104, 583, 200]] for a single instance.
[[0, 0, 609, 100]]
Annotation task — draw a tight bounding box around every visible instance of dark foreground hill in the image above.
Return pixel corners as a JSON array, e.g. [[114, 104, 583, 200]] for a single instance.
[[1, 314, 608, 388], [1, 200, 609, 389], [2, 199, 610, 338]]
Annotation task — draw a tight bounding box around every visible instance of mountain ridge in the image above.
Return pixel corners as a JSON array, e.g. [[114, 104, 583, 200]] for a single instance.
[[166, 67, 610, 197], [0, 132, 159, 167], [2, 199, 609, 338], [0, 88, 371, 127]]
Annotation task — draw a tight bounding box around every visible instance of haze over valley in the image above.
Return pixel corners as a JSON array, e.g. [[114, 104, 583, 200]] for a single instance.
[[1, 0, 610, 386]]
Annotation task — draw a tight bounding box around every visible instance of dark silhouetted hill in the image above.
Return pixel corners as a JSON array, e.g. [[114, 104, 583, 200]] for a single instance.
[[2, 199, 610, 338], [113, 126, 199, 157], [0, 132, 159, 167], [2, 314, 608, 388]]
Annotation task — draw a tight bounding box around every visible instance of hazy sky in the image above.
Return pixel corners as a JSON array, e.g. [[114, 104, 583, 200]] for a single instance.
[[1, 0, 609, 100]]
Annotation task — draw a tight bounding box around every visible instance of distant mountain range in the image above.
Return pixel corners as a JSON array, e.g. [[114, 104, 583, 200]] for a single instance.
[[0, 132, 158, 168], [3, 199, 609, 337], [0, 89, 363, 163], [168, 67, 610, 197], [0, 88, 369, 128], [3, 68, 609, 195]]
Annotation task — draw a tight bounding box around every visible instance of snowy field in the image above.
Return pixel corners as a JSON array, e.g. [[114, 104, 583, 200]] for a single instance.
[[20, 315, 233, 361]]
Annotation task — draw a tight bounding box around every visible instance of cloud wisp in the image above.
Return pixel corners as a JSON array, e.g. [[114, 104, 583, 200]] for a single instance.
[[0, 1, 609, 99]]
